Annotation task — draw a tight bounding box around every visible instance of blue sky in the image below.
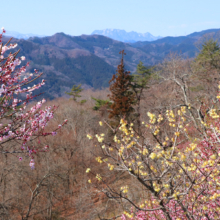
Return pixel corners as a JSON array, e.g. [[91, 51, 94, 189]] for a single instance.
[[1, 0, 220, 37]]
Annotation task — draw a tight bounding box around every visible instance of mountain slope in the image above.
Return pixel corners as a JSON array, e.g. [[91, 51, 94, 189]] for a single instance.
[[92, 29, 162, 43], [131, 28, 220, 59], [2, 28, 220, 100]]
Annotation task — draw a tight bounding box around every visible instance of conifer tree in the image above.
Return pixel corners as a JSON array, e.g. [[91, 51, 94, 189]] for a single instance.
[[132, 61, 152, 87], [108, 50, 135, 120], [92, 97, 111, 111], [192, 39, 220, 96], [195, 39, 220, 70], [65, 84, 83, 101]]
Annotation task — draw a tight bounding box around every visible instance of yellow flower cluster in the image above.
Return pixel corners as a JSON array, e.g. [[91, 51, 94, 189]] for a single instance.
[[118, 145, 124, 156], [96, 174, 102, 181], [166, 109, 178, 127], [153, 182, 161, 192], [174, 131, 180, 136], [166, 110, 175, 121], [86, 134, 93, 139], [149, 152, 157, 160], [209, 109, 220, 119], [163, 183, 169, 188], [139, 203, 145, 208], [185, 143, 197, 152], [113, 135, 121, 144], [108, 163, 114, 170], [150, 165, 157, 173], [178, 153, 186, 161], [123, 211, 134, 218], [173, 191, 180, 200], [119, 119, 130, 135], [96, 156, 103, 163], [153, 126, 160, 135], [202, 159, 216, 167], [147, 112, 156, 124], [142, 148, 148, 155], [187, 164, 197, 171], [121, 185, 129, 193], [181, 106, 186, 114], [210, 193, 220, 200], [157, 114, 163, 123], [127, 140, 136, 149], [137, 161, 144, 169], [95, 134, 105, 142]]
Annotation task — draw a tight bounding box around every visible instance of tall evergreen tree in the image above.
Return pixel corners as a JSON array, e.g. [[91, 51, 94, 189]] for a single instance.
[[108, 50, 135, 120]]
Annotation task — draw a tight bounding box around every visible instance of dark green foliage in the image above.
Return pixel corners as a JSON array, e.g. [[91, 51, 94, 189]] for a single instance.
[[191, 39, 220, 96], [80, 99, 87, 105], [92, 97, 111, 111], [108, 50, 135, 120], [65, 84, 83, 101], [195, 39, 220, 70], [132, 61, 152, 87]]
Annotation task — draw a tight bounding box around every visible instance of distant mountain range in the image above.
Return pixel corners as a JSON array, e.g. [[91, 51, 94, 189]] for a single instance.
[[92, 29, 162, 42], [2, 28, 220, 100], [4, 30, 45, 39]]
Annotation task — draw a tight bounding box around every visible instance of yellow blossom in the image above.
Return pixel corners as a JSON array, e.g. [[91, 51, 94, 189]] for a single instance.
[[96, 157, 103, 163], [147, 112, 156, 124], [121, 185, 129, 193], [150, 152, 157, 160], [96, 174, 102, 181], [87, 134, 93, 139], [209, 109, 219, 119], [108, 163, 114, 171], [210, 154, 217, 160], [86, 168, 91, 173]]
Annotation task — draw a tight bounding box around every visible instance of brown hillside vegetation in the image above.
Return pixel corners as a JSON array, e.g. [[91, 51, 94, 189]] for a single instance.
[[1, 39, 220, 219]]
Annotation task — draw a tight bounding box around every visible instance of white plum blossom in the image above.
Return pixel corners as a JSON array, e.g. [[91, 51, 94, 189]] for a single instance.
[[29, 159, 35, 169]]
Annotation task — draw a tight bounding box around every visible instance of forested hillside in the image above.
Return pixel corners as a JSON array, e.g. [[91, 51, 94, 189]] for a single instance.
[[2, 28, 220, 100]]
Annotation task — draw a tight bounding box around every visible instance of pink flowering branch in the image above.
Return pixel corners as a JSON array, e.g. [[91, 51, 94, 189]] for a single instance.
[[0, 28, 67, 168]]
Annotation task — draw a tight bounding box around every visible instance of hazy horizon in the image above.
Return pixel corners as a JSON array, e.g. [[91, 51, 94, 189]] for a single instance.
[[1, 0, 220, 38]]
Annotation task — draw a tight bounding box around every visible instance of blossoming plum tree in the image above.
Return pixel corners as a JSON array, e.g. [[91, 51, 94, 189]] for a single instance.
[[0, 28, 67, 168]]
